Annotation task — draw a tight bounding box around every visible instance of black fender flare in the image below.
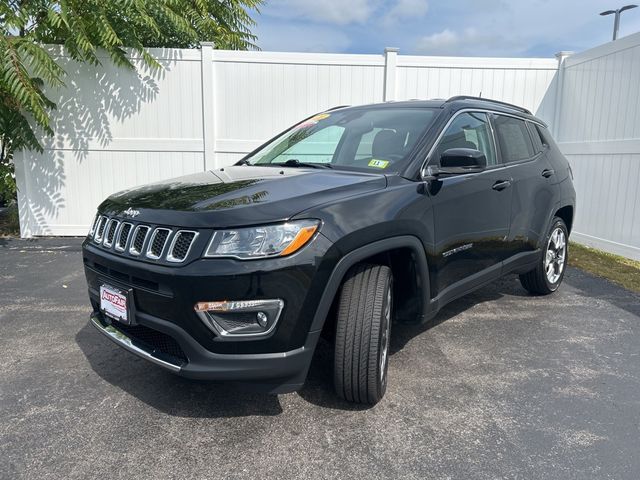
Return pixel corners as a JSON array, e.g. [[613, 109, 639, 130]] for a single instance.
[[541, 201, 578, 250], [308, 235, 431, 333]]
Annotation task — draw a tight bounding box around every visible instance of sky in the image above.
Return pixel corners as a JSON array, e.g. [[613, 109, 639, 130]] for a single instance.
[[253, 0, 640, 57]]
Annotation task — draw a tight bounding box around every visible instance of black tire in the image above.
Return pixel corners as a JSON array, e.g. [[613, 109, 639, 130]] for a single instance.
[[334, 263, 393, 405], [519, 217, 569, 295]]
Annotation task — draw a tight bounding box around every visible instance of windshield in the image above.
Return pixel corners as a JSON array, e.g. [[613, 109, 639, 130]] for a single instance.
[[242, 107, 438, 173]]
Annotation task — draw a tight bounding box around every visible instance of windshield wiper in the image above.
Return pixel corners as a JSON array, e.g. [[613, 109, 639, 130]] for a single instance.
[[273, 159, 333, 169]]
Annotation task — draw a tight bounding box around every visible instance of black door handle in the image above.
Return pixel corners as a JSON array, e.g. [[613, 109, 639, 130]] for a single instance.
[[492, 179, 512, 191], [542, 168, 555, 178]]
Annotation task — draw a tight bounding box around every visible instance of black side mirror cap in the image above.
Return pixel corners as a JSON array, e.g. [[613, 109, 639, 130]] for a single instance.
[[422, 148, 488, 180], [441, 148, 487, 168], [434, 148, 487, 176]]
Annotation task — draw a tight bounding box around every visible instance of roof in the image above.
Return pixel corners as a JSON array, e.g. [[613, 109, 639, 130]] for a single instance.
[[330, 96, 547, 126]]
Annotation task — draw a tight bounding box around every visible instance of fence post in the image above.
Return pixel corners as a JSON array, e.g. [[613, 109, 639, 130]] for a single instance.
[[383, 47, 399, 101], [552, 51, 573, 139], [200, 42, 216, 170], [12, 150, 32, 237]]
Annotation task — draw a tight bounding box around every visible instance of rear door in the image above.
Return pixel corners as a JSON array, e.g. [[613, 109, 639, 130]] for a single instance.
[[490, 114, 557, 260], [427, 111, 513, 298]]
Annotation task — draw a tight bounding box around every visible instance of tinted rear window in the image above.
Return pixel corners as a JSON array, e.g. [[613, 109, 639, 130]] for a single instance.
[[493, 115, 535, 162], [527, 122, 545, 153]]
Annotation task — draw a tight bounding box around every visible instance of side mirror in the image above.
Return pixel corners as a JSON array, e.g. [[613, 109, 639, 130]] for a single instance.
[[439, 148, 486, 173], [422, 148, 487, 180]]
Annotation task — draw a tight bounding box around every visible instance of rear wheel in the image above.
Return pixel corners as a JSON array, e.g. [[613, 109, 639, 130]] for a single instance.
[[519, 217, 568, 295], [334, 264, 392, 405]]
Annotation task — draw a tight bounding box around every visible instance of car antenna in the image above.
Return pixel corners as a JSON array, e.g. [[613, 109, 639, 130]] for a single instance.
[[479, 91, 482, 98]]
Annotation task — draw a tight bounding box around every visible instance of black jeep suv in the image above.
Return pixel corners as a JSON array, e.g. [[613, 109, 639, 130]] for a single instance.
[[83, 96, 575, 405]]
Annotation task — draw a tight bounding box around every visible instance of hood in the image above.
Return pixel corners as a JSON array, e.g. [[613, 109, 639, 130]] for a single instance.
[[100, 166, 387, 228]]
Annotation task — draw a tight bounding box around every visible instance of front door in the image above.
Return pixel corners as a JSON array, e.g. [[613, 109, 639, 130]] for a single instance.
[[427, 111, 513, 298]]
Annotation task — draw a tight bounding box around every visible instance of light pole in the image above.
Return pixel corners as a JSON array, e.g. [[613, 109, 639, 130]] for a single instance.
[[600, 5, 638, 41]]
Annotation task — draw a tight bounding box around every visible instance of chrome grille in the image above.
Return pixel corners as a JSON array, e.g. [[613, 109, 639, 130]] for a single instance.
[[94, 216, 108, 243], [167, 231, 198, 262], [115, 223, 133, 252], [146, 228, 171, 259], [89, 214, 100, 236], [130, 225, 150, 256], [103, 219, 120, 248], [89, 215, 197, 264]]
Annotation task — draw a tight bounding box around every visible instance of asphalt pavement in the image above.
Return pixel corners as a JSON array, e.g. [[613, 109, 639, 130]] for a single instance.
[[1, 237, 639, 480]]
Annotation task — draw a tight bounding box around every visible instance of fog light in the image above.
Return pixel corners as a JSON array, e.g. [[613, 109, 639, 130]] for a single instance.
[[256, 311, 268, 328], [194, 299, 284, 338]]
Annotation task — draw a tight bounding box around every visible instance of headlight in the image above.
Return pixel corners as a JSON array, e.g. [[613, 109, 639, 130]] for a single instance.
[[204, 219, 320, 260]]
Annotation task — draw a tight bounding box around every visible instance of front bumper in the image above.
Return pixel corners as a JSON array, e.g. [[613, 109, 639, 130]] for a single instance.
[[90, 310, 320, 393], [82, 232, 338, 392]]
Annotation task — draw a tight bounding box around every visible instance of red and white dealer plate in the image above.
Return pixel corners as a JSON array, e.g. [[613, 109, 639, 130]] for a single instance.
[[100, 284, 128, 323]]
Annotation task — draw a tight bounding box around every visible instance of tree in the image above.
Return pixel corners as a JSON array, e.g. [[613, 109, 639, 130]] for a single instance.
[[0, 0, 262, 202]]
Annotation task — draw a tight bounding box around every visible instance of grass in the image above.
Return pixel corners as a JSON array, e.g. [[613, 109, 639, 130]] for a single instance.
[[569, 242, 640, 294]]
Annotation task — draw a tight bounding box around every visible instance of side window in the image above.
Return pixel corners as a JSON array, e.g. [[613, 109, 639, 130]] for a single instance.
[[536, 124, 553, 148], [493, 115, 535, 162], [432, 112, 497, 166], [527, 122, 544, 153]]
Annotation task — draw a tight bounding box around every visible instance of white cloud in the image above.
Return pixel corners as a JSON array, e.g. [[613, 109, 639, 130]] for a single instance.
[[416, 29, 458, 53], [387, 0, 428, 22], [266, 0, 376, 25], [416, 28, 508, 56]]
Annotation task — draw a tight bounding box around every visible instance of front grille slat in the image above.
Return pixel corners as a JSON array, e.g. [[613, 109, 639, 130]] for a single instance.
[[146, 228, 171, 260], [103, 219, 120, 248], [93, 216, 108, 243], [167, 231, 198, 263], [115, 223, 133, 252], [88, 214, 100, 236], [91, 216, 197, 264], [129, 225, 150, 256]]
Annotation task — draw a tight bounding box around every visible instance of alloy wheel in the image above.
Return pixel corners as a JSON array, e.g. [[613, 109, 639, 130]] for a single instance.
[[545, 227, 566, 285]]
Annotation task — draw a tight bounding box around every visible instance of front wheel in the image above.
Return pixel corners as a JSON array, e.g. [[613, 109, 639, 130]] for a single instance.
[[334, 264, 393, 405], [519, 217, 569, 295]]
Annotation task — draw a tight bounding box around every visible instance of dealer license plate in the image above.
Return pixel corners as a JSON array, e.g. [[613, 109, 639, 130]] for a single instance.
[[100, 284, 129, 324]]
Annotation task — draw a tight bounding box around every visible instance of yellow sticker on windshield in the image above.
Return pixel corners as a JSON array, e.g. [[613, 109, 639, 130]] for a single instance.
[[368, 159, 390, 169], [311, 113, 331, 121], [295, 113, 331, 129]]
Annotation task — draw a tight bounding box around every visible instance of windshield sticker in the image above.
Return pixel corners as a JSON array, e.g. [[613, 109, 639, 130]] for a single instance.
[[295, 113, 331, 129], [368, 159, 390, 169], [311, 113, 330, 121]]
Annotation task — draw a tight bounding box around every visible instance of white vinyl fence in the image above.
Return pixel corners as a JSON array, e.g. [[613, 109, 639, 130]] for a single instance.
[[14, 45, 560, 237], [553, 32, 640, 260]]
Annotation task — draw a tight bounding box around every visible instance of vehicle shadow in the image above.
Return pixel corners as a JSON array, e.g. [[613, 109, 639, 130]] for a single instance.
[[298, 267, 640, 411], [75, 275, 528, 416], [75, 268, 634, 416], [75, 323, 284, 418], [297, 275, 529, 410]]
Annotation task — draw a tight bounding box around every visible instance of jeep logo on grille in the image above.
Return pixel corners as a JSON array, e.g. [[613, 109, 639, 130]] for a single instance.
[[122, 207, 140, 218]]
